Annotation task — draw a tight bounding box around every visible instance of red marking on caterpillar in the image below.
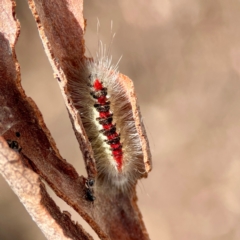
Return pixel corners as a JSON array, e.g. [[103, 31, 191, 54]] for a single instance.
[[92, 78, 123, 171], [69, 33, 149, 193], [93, 79, 103, 91]]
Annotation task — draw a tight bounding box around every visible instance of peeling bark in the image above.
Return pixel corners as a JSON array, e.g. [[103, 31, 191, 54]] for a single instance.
[[0, 138, 93, 240]]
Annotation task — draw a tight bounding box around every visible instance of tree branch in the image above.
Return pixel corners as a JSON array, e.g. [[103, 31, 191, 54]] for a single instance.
[[0, 0, 151, 239]]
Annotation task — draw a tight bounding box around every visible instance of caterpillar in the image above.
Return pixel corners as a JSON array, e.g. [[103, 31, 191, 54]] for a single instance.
[[69, 38, 151, 193]]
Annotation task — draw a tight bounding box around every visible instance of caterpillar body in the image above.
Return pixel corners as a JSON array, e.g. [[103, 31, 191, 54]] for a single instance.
[[70, 41, 149, 193]]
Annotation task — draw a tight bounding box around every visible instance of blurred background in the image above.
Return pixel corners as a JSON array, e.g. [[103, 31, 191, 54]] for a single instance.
[[1, 0, 240, 239]]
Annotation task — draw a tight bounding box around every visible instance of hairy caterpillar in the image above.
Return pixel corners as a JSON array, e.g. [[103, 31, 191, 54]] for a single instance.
[[69, 35, 151, 193]]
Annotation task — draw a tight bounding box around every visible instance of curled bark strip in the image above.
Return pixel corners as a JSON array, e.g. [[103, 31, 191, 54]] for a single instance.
[[0, 137, 93, 240], [28, 0, 97, 178], [118, 74, 152, 173]]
